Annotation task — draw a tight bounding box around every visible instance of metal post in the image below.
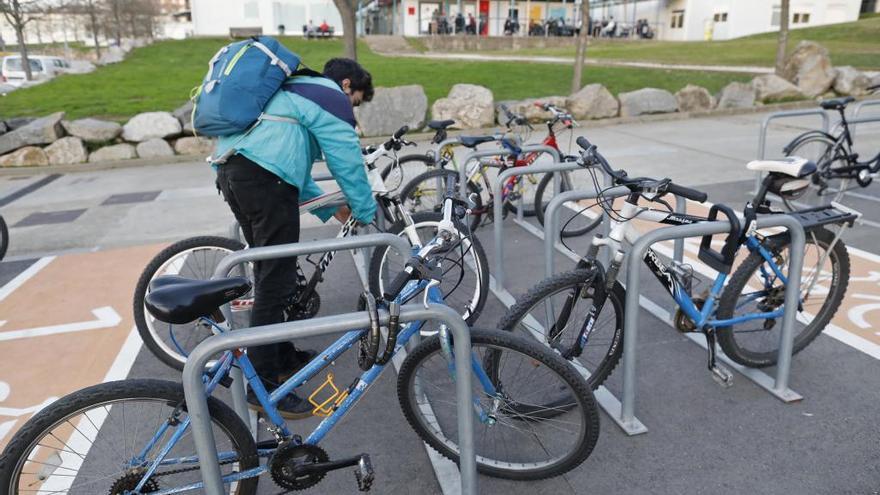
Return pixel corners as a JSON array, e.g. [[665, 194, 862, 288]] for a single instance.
[[491, 160, 578, 288], [619, 215, 806, 434], [182, 304, 477, 495], [457, 144, 561, 197], [754, 109, 830, 192], [672, 195, 686, 264]]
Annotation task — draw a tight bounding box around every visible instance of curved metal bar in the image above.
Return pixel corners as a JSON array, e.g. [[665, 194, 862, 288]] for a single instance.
[[620, 214, 805, 432], [182, 304, 477, 495], [457, 144, 562, 196], [755, 109, 830, 191]]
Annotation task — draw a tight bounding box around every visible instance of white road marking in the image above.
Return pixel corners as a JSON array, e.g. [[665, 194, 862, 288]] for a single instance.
[[102, 326, 144, 382], [0, 256, 55, 302], [0, 306, 121, 342]]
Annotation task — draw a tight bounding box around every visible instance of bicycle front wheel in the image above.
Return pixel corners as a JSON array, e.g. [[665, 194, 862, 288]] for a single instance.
[[400, 168, 483, 232], [0, 379, 258, 495], [397, 329, 599, 481], [133, 236, 251, 371], [534, 173, 603, 238], [716, 228, 850, 368]]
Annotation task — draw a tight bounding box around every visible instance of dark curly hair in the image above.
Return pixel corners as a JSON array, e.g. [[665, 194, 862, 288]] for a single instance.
[[322, 58, 374, 102]]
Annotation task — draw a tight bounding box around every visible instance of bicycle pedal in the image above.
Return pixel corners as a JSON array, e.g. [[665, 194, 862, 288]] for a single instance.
[[355, 454, 374, 492], [710, 365, 734, 388]]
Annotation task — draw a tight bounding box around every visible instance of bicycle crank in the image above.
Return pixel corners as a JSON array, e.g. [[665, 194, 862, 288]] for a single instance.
[[270, 442, 375, 493]]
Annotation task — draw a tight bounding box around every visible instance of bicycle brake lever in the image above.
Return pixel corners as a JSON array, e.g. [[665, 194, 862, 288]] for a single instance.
[[423, 279, 441, 309]]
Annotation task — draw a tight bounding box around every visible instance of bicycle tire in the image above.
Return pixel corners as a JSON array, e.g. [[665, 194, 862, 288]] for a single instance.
[[0, 214, 8, 261], [534, 173, 602, 238], [368, 211, 489, 325], [716, 228, 850, 368], [380, 153, 435, 194], [782, 135, 844, 210], [397, 328, 599, 481], [133, 236, 247, 371], [497, 269, 624, 390], [0, 379, 259, 495], [399, 168, 483, 232]]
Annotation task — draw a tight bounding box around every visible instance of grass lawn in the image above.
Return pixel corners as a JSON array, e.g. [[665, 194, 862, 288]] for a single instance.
[[0, 37, 751, 121], [475, 15, 880, 70]]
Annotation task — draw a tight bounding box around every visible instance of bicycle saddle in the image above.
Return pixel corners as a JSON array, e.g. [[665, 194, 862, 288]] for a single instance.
[[746, 156, 816, 178], [819, 96, 854, 111], [145, 275, 251, 324], [427, 119, 456, 130], [459, 135, 496, 148]]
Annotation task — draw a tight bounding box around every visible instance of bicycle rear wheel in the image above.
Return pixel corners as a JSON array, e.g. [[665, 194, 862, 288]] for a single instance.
[[782, 135, 847, 210], [0, 379, 258, 495], [397, 329, 599, 481], [0, 214, 8, 261]]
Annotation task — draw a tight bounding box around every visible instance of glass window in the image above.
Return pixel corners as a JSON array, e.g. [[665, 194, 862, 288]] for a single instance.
[[714, 13, 720, 22], [793, 13, 800, 23], [771, 6, 780, 26], [4, 58, 43, 72], [721, 12, 728, 22], [671, 10, 684, 29], [801, 13, 810, 23]]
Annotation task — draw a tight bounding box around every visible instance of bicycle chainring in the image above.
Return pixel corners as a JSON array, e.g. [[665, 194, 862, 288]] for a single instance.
[[109, 469, 159, 494], [269, 443, 330, 491]]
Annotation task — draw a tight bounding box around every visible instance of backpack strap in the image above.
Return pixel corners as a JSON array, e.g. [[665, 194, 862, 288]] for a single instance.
[[251, 40, 293, 76]]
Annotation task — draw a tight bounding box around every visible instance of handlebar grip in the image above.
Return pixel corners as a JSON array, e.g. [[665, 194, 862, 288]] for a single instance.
[[394, 125, 409, 139], [384, 268, 414, 300], [576, 136, 592, 150], [666, 182, 708, 203]]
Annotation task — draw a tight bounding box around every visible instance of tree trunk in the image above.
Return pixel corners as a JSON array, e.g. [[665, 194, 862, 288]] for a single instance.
[[112, 0, 122, 45], [571, 0, 589, 94], [775, 0, 790, 76], [333, 0, 357, 60], [15, 24, 33, 81], [88, 2, 101, 58]]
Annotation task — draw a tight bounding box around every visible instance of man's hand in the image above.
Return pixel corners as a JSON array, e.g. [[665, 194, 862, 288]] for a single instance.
[[334, 205, 352, 223]]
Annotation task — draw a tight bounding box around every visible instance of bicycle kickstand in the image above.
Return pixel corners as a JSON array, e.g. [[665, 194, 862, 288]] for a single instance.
[[703, 327, 733, 388]]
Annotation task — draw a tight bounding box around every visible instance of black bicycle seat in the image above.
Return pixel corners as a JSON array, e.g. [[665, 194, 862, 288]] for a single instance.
[[427, 119, 456, 130], [145, 275, 251, 324], [820, 96, 855, 111], [459, 135, 496, 148]]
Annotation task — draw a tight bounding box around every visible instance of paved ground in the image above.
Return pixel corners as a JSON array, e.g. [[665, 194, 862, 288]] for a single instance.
[[1, 107, 879, 494]]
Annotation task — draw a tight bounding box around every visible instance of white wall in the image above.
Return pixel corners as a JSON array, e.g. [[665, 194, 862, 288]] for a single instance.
[[191, 0, 343, 36]]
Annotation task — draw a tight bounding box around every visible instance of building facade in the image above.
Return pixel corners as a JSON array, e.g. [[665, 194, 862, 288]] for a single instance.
[[190, 0, 344, 36]]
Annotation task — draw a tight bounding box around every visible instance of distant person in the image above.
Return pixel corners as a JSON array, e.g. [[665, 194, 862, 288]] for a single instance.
[[602, 16, 616, 37], [278, 24, 286, 35], [320, 19, 330, 33], [306, 20, 315, 37], [467, 13, 476, 34], [454, 12, 464, 33]]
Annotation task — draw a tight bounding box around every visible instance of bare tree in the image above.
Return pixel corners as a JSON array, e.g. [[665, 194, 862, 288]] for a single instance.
[[0, 0, 47, 80], [775, 0, 790, 76], [332, 0, 357, 60], [571, 0, 590, 94], [76, 0, 103, 57]]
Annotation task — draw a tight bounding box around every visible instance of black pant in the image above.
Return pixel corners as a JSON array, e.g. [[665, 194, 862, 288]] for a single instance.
[[216, 154, 301, 386]]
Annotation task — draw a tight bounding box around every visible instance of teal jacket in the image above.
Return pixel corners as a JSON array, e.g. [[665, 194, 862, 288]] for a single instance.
[[215, 75, 377, 224]]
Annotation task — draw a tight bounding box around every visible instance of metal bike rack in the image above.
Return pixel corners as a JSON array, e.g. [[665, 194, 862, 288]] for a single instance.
[[457, 144, 562, 197], [754, 108, 830, 192], [830, 98, 880, 140], [210, 234, 411, 428], [618, 214, 806, 435], [182, 303, 478, 495]]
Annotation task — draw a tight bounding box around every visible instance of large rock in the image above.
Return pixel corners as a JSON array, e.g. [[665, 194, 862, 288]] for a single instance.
[[45, 137, 88, 165], [62, 118, 122, 143], [122, 112, 182, 142], [0, 112, 65, 156], [833, 66, 872, 96], [89, 143, 137, 163], [618, 88, 677, 117], [5, 117, 35, 130], [136, 138, 175, 158], [174, 136, 215, 156], [353, 85, 428, 137], [674, 84, 714, 112], [751, 74, 805, 102], [716, 82, 756, 109], [172, 101, 195, 135], [431, 84, 495, 129], [98, 45, 126, 65], [497, 96, 569, 124], [783, 41, 836, 98], [0, 121, 7, 135], [565, 84, 619, 120], [0, 146, 49, 167]]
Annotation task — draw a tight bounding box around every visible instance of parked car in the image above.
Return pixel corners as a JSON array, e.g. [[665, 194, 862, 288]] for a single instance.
[[1, 56, 55, 86]]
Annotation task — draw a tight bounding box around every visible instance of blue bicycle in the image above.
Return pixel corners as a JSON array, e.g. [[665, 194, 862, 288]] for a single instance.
[[0, 180, 599, 494]]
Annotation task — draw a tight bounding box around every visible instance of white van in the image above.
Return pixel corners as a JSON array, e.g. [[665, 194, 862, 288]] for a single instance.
[[0, 56, 58, 87]]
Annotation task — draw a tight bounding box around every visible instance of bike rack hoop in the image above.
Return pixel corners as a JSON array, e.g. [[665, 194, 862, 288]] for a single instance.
[[182, 304, 478, 495], [458, 144, 562, 197], [619, 214, 806, 434], [754, 108, 830, 192]]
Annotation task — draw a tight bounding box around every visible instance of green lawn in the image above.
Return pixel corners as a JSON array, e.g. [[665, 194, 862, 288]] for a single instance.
[[474, 15, 880, 70], [0, 37, 752, 121]]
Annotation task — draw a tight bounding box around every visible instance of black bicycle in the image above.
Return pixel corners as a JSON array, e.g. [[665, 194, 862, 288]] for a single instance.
[[0, 214, 7, 261], [780, 87, 880, 209]]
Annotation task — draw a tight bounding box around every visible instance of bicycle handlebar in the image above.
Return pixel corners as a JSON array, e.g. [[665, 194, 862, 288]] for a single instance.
[[666, 182, 708, 203]]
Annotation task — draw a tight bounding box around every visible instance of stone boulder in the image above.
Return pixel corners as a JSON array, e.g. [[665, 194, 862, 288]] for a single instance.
[[136, 138, 175, 159], [565, 84, 619, 120], [0, 112, 65, 156], [98, 45, 126, 65], [751, 74, 805, 102], [497, 96, 568, 124], [674, 84, 714, 113], [783, 41, 836, 98], [122, 112, 182, 142], [89, 143, 137, 163], [174, 136, 215, 156], [62, 118, 123, 143], [354, 85, 428, 137], [833, 66, 872, 96], [0, 146, 49, 167], [431, 84, 495, 129], [172, 101, 195, 135], [618, 88, 677, 117], [716, 82, 756, 109], [0, 121, 7, 135], [45, 137, 88, 165], [5, 117, 35, 130]]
